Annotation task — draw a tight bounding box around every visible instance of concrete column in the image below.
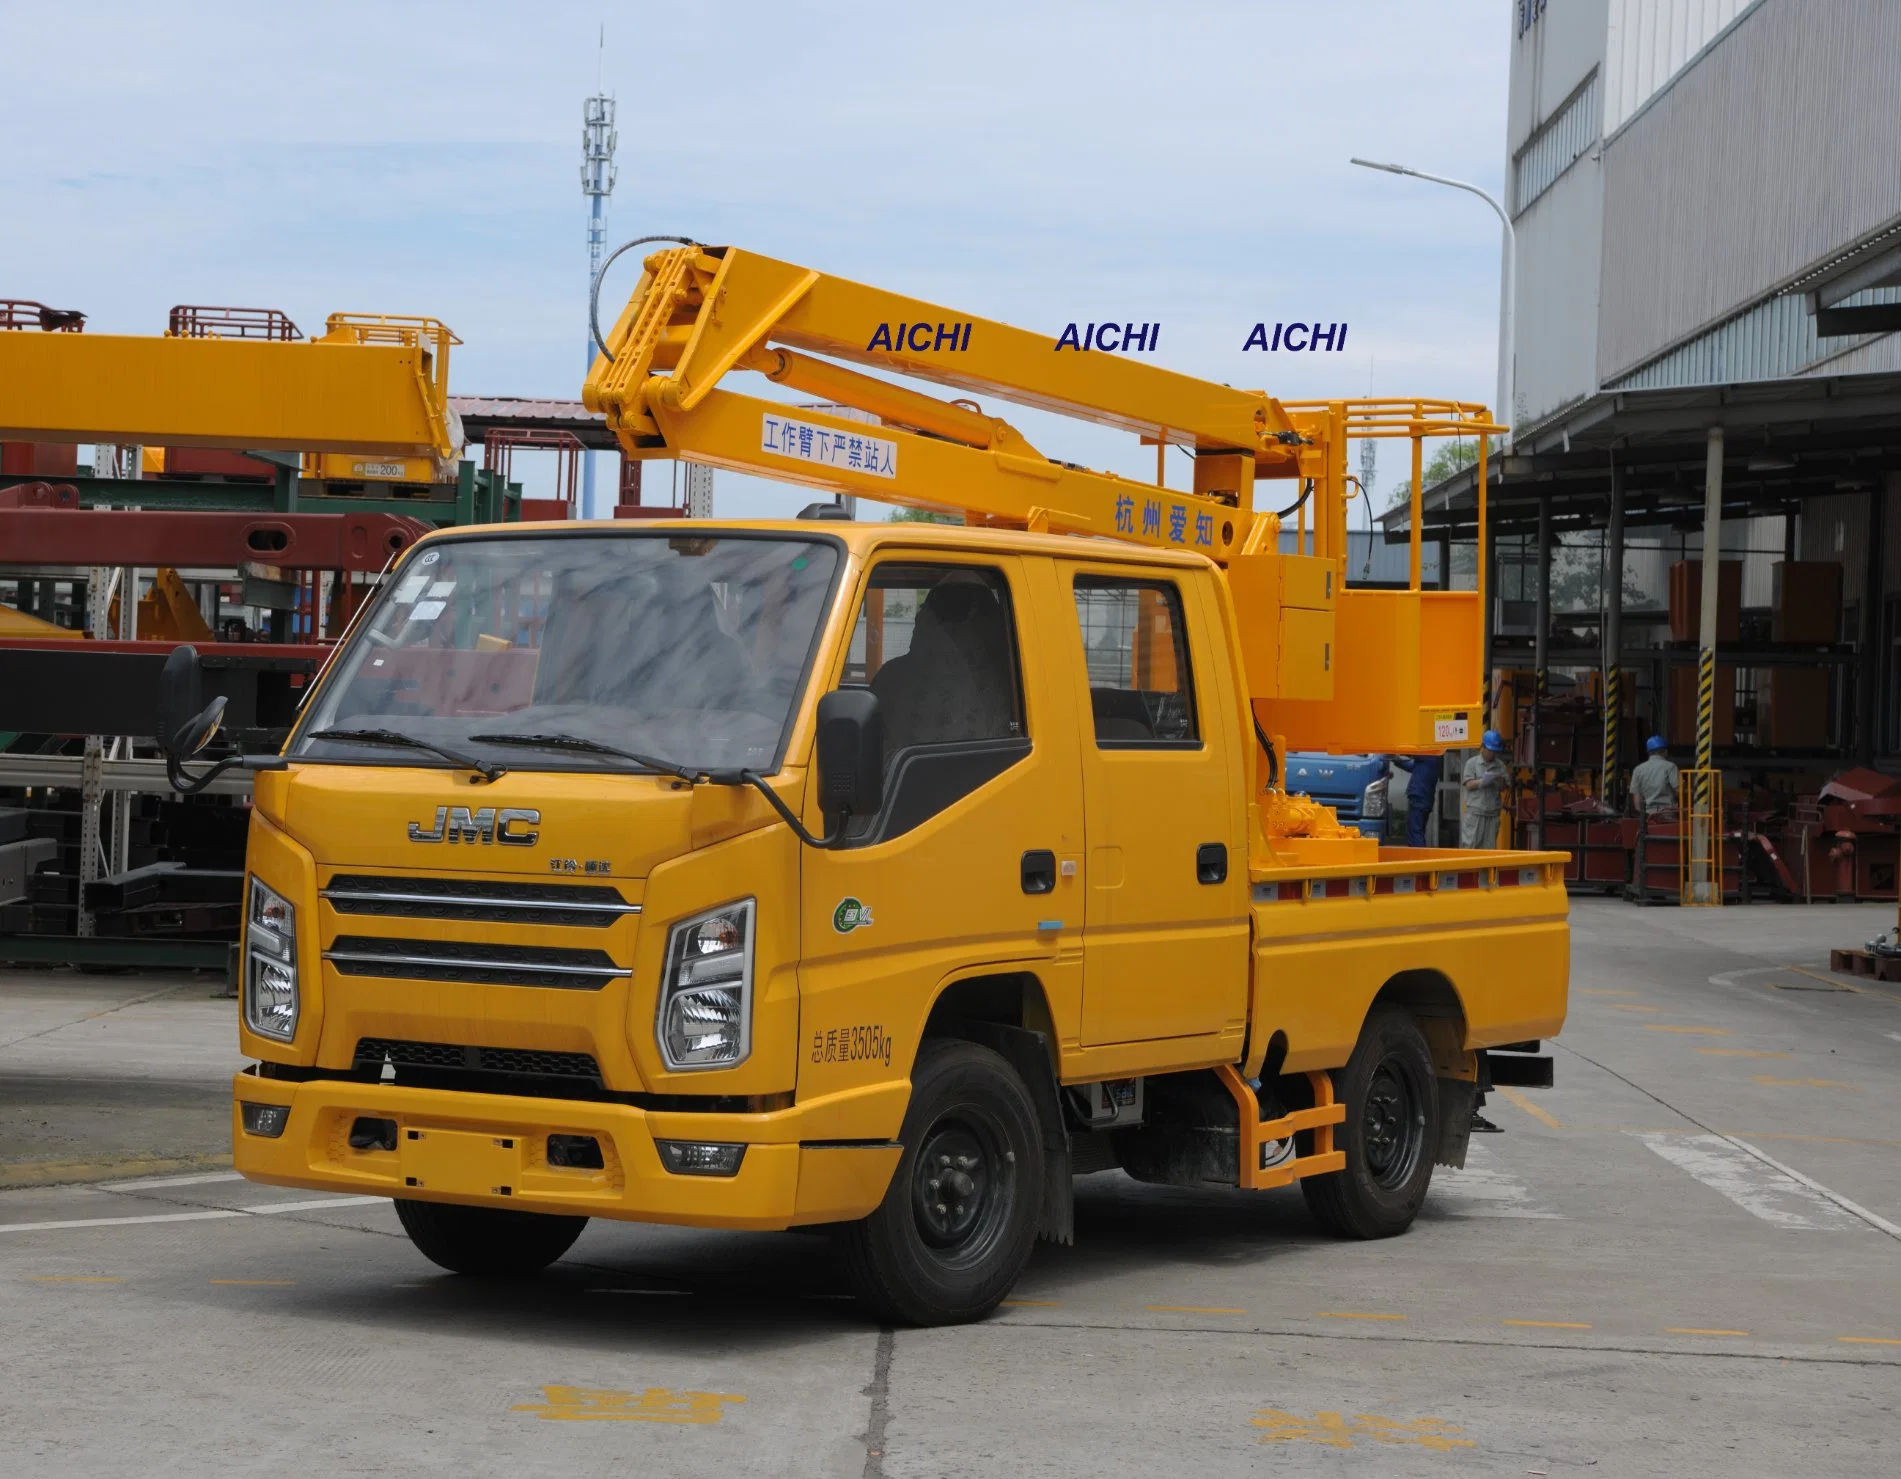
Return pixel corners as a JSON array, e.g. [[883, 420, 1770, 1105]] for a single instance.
[[1691, 427, 1724, 903], [1602, 462, 1624, 807]]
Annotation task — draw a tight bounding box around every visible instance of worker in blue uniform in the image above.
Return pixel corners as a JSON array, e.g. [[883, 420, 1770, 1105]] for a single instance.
[[1389, 752, 1443, 847]]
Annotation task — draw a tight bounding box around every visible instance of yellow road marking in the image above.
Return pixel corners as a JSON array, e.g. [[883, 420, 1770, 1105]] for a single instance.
[[1252, 1409, 1473, 1450], [1497, 1085, 1563, 1129], [1838, 1336, 1901, 1346], [1147, 1304, 1244, 1315], [210, 1279, 296, 1286], [1666, 1327, 1749, 1337], [31, 1275, 121, 1283], [1578, 988, 1639, 997], [1605, 1004, 1661, 1013], [1645, 1025, 1731, 1034], [512, 1386, 745, 1423], [1002, 1299, 1062, 1307], [1696, 1048, 1793, 1058], [1315, 1311, 1406, 1321], [1502, 1319, 1591, 1329], [0, 1152, 233, 1192], [1750, 1075, 1858, 1090]]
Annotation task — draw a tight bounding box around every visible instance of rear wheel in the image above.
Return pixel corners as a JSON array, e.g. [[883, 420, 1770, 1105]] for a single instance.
[[838, 1039, 1045, 1326], [394, 1199, 587, 1277], [1301, 1007, 1438, 1239]]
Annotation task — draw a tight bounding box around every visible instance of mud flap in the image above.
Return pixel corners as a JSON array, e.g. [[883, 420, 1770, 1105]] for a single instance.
[[1435, 1077, 1479, 1168], [935, 1018, 1073, 1246]]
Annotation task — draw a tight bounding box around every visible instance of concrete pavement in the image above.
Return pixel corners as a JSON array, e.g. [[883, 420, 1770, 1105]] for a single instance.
[[2, 901, 1897, 1475]]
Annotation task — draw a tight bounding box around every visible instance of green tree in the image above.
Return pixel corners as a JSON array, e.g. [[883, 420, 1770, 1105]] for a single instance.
[[1385, 438, 1486, 510], [886, 505, 961, 525]]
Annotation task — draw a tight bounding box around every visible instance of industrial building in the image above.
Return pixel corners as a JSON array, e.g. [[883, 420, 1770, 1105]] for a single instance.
[[1385, 0, 1901, 905]]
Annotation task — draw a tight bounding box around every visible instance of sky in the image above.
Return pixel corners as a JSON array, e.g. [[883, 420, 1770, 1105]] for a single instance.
[[2, 0, 1511, 521]]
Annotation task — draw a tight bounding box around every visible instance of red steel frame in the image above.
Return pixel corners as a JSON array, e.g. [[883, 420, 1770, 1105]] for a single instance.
[[0, 507, 429, 572]]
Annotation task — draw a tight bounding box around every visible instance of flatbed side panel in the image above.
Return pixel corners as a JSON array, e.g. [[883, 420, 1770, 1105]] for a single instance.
[[1247, 881, 1569, 1076]]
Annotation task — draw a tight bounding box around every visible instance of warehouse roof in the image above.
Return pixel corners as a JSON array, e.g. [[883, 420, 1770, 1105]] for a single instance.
[[1382, 370, 1901, 540]]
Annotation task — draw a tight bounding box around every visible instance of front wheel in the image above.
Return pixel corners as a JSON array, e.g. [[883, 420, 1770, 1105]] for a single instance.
[[1301, 1007, 1439, 1239], [394, 1199, 587, 1277], [837, 1039, 1045, 1326]]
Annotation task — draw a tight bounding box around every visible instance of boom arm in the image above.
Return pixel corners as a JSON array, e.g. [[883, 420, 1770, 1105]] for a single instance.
[[585, 242, 1502, 757]]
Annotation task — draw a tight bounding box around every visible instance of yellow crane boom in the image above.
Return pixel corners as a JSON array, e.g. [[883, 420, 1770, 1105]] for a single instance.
[[0, 313, 460, 460], [585, 242, 1500, 755]]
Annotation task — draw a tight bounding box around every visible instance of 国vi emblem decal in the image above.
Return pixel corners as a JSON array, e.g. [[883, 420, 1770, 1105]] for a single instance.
[[832, 897, 874, 934]]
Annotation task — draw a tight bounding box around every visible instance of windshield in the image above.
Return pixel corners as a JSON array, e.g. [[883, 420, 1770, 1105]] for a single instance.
[[295, 532, 842, 774]]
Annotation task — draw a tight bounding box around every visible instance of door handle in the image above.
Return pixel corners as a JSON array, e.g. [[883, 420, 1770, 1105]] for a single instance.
[[1021, 849, 1056, 894], [1196, 842, 1228, 885]]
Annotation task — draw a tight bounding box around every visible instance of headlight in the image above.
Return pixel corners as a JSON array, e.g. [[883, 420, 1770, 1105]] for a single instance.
[[245, 878, 299, 1042], [1361, 776, 1388, 818], [657, 899, 754, 1071]]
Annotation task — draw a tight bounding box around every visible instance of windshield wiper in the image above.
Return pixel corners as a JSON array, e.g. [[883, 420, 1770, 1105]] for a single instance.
[[471, 731, 841, 849], [306, 727, 506, 783], [468, 731, 701, 781]]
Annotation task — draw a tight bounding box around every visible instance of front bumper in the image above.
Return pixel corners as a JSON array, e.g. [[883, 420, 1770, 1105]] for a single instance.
[[232, 1072, 903, 1230]]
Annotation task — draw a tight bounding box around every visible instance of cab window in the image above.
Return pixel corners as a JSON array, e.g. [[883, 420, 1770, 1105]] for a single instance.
[[847, 563, 1024, 753], [1071, 576, 1199, 748], [836, 562, 1029, 842]]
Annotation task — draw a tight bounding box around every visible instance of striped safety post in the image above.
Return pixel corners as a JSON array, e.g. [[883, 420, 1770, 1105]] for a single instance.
[[1599, 663, 1620, 806]]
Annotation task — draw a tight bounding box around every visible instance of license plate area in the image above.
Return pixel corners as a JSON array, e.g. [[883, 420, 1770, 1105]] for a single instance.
[[399, 1125, 524, 1198]]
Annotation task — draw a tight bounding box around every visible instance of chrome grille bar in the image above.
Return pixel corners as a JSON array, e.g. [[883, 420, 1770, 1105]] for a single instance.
[[323, 934, 630, 990], [321, 874, 637, 928]]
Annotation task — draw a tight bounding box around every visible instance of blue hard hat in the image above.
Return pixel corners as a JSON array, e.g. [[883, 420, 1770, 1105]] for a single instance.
[[1646, 735, 1668, 753], [1482, 729, 1504, 751]]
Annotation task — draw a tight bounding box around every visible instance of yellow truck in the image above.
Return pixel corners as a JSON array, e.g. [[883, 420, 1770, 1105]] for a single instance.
[[161, 245, 1568, 1325]]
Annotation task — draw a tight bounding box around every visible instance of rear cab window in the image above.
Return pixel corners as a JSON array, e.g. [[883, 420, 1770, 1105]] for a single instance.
[[1071, 576, 1200, 748]]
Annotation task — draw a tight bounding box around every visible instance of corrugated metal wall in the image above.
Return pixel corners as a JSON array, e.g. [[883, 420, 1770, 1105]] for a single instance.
[[1513, 72, 1600, 213], [1513, 162, 1606, 424], [1598, 0, 1901, 383], [1603, 0, 1756, 134], [1608, 286, 1901, 390]]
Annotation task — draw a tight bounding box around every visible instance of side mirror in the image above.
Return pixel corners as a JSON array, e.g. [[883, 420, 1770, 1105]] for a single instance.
[[816, 687, 884, 819], [157, 645, 227, 759]]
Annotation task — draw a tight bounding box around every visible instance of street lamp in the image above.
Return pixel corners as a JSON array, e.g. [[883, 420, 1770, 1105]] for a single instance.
[[1350, 157, 1516, 449]]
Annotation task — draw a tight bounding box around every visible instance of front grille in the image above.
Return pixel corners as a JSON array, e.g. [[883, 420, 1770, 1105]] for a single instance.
[[324, 934, 630, 990], [354, 1037, 602, 1085], [322, 874, 636, 928]]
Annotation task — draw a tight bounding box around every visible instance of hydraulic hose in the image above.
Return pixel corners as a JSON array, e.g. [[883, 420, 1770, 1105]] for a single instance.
[[589, 235, 700, 364]]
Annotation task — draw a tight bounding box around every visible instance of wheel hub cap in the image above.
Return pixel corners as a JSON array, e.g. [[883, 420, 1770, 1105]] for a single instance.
[[913, 1127, 990, 1247]]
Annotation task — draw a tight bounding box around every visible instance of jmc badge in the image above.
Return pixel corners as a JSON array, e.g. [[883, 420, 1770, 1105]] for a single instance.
[[407, 806, 540, 846]]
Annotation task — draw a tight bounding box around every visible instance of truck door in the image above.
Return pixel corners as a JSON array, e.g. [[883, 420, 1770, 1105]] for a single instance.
[[1065, 565, 1249, 1046], [798, 555, 1085, 1090]]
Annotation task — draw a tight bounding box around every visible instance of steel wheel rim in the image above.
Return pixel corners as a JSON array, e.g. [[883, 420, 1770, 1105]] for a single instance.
[[1361, 1055, 1425, 1189], [909, 1105, 1014, 1270]]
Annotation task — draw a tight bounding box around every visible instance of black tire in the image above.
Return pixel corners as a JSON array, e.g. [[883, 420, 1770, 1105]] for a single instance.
[[1301, 1007, 1439, 1239], [837, 1039, 1045, 1326], [393, 1198, 587, 1277]]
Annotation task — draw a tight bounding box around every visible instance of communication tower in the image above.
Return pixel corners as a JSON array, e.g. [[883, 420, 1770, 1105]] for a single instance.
[[580, 39, 617, 518]]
